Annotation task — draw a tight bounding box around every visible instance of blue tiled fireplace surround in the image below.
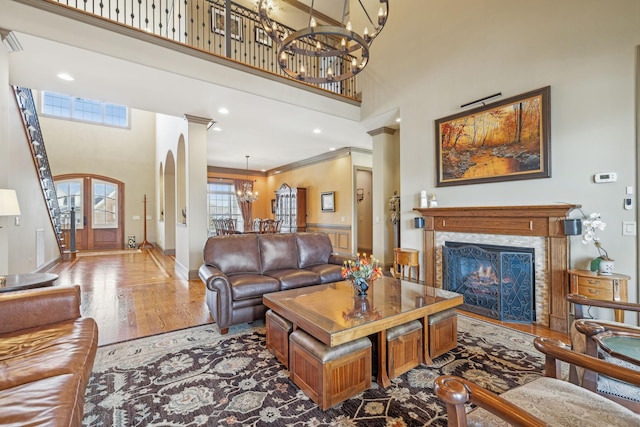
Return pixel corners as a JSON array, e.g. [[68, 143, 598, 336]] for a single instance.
[[443, 241, 535, 323]]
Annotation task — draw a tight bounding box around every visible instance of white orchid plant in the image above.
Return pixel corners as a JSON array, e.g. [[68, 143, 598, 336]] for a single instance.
[[581, 212, 611, 271]]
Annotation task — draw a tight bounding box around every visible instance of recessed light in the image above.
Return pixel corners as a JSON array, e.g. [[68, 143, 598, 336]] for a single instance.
[[313, 129, 321, 134], [329, 147, 336, 151], [218, 107, 229, 114], [212, 126, 222, 132], [261, 169, 266, 172], [395, 117, 401, 123], [57, 73, 74, 81]]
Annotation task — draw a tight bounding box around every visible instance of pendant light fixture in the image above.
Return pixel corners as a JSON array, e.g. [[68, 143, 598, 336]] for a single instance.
[[237, 155, 259, 203], [257, 0, 389, 84]]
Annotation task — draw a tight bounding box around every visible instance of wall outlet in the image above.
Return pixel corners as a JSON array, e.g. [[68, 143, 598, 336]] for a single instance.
[[14, 216, 20, 226]]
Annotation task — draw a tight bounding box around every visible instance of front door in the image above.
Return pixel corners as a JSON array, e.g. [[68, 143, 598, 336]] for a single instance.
[[55, 174, 124, 250]]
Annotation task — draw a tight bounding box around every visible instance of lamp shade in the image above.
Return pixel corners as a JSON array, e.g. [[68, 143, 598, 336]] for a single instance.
[[0, 189, 21, 216]]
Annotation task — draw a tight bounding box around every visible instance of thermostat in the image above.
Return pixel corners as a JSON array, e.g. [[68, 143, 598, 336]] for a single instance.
[[594, 172, 617, 183]]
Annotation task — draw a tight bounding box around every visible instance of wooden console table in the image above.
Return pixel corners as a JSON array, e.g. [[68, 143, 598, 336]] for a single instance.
[[568, 269, 629, 323], [414, 204, 578, 333]]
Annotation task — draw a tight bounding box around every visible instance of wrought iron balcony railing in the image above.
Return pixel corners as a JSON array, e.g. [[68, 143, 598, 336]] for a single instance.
[[45, 0, 360, 100]]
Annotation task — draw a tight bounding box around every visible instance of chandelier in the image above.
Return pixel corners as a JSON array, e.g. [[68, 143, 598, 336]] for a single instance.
[[258, 0, 389, 84], [237, 156, 259, 203]]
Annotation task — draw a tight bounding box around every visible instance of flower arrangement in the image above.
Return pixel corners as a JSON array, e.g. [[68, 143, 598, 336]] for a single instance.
[[342, 253, 383, 295], [581, 212, 611, 271]]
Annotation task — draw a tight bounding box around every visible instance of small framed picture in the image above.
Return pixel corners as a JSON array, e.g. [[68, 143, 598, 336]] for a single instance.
[[271, 198, 276, 214], [321, 192, 335, 212], [255, 27, 272, 47], [212, 7, 243, 41]]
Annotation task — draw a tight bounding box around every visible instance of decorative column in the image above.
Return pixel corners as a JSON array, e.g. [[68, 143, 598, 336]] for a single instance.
[[181, 114, 211, 279], [369, 126, 398, 270]]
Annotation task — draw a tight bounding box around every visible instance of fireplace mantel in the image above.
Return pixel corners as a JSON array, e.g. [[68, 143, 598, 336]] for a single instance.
[[414, 204, 578, 333]]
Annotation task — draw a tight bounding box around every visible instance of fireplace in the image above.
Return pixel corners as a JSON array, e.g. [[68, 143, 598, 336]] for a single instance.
[[414, 204, 577, 333], [443, 242, 535, 323]]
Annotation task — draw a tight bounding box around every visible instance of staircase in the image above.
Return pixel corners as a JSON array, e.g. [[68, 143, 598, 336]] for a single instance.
[[12, 86, 66, 256]]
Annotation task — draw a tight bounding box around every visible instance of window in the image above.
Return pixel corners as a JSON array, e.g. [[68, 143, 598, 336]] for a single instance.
[[55, 179, 84, 230], [42, 91, 129, 128], [92, 180, 118, 228], [207, 180, 243, 235]]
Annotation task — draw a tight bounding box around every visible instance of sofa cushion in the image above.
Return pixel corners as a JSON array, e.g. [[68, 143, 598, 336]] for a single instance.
[[295, 233, 333, 268], [259, 234, 299, 272], [264, 269, 320, 290], [0, 374, 85, 427], [230, 274, 281, 301], [0, 318, 98, 391], [203, 234, 261, 275], [304, 264, 343, 284]]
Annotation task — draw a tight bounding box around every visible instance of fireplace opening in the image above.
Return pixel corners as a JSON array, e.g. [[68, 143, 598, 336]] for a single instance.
[[443, 241, 535, 323]]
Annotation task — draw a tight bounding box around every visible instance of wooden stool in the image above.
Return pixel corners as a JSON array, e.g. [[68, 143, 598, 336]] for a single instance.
[[289, 329, 371, 410], [428, 309, 458, 359], [266, 310, 293, 368], [387, 320, 423, 378], [392, 248, 420, 282]]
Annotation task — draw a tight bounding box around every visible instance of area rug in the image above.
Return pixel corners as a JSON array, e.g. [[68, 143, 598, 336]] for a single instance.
[[82, 315, 544, 426]]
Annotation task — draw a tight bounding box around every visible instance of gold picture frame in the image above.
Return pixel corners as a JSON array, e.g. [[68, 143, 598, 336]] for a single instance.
[[321, 192, 335, 212], [435, 86, 551, 186]]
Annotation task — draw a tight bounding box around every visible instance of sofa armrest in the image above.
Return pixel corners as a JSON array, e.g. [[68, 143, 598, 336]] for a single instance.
[[0, 285, 82, 335], [198, 264, 233, 327]]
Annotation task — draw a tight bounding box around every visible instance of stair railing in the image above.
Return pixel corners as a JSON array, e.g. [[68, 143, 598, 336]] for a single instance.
[[12, 86, 66, 256]]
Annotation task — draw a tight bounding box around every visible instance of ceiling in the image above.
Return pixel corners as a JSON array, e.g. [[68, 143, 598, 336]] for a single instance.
[[3, 2, 378, 173]]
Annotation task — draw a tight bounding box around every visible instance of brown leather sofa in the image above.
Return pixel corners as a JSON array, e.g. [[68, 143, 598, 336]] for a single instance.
[[0, 285, 98, 427], [199, 232, 351, 334]]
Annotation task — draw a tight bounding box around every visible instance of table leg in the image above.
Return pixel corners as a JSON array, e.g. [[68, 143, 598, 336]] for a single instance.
[[614, 309, 624, 323], [376, 330, 391, 388], [421, 316, 433, 365]]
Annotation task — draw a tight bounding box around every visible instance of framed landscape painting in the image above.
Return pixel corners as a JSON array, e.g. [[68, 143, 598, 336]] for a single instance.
[[435, 86, 551, 187]]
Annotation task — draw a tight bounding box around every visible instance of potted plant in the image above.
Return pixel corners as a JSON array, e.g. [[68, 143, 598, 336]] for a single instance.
[[581, 212, 613, 275]]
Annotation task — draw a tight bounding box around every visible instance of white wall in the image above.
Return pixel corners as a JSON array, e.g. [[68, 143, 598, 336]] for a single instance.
[[39, 99, 157, 247], [155, 114, 209, 279], [360, 0, 640, 320], [1, 69, 60, 274]]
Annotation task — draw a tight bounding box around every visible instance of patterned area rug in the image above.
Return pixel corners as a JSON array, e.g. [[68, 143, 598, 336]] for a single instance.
[[83, 315, 544, 426]]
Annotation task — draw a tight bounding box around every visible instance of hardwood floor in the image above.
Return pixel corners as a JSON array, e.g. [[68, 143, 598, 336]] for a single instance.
[[49, 248, 212, 346], [47, 248, 568, 346]]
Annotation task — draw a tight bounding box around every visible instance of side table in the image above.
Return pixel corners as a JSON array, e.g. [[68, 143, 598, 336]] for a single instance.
[[0, 273, 59, 293], [568, 269, 629, 322], [392, 248, 420, 283]]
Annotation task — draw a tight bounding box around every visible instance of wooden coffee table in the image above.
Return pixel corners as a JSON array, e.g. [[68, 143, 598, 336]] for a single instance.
[[263, 276, 463, 388]]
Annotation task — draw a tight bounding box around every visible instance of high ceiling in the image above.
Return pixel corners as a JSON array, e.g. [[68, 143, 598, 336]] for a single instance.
[[2, 1, 382, 172]]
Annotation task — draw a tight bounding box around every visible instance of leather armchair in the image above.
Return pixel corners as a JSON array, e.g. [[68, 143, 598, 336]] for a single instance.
[[435, 337, 640, 426], [0, 285, 98, 427]]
